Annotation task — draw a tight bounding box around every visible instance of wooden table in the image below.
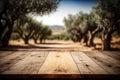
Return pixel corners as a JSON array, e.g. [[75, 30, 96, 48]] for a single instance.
[[0, 51, 120, 78]]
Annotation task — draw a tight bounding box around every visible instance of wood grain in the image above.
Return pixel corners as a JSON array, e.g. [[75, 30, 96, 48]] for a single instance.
[[0, 51, 29, 73], [71, 52, 108, 74], [2, 51, 48, 74], [0, 51, 120, 75], [38, 51, 80, 74], [0, 51, 14, 59], [84, 51, 120, 74]]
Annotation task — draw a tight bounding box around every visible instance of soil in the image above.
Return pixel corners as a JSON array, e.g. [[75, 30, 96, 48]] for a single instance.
[[0, 37, 120, 51]]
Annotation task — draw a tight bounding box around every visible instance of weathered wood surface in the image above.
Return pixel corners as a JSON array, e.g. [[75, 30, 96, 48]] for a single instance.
[[1, 51, 48, 74], [0, 51, 29, 73], [38, 51, 80, 74], [100, 51, 120, 61], [0, 51, 14, 58], [0, 51, 120, 74], [71, 52, 108, 74], [84, 51, 120, 74]]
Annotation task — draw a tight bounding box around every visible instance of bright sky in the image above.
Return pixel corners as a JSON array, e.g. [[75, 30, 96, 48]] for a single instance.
[[33, 0, 97, 26]]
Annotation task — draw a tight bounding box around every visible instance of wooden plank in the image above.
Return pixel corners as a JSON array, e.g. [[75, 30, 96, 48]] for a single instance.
[[95, 51, 120, 65], [0, 51, 26, 67], [38, 51, 80, 74], [70, 52, 81, 64], [0, 51, 14, 58], [71, 52, 93, 74], [100, 51, 120, 61], [0, 51, 29, 73], [2, 51, 47, 74], [77, 52, 108, 74], [44, 51, 49, 57], [84, 51, 120, 74]]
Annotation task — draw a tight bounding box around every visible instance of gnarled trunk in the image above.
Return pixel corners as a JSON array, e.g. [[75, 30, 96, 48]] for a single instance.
[[33, 37, 38, 44], [1, 26, 13, 47], [88, 27, 102, 47], [88, 31, 94, 46], [83, 34, 88, 46], [102, 32, 112, 51], [24, 38, 29, 44], [40, 38, 43, 44], [34, 39, 37, 44]]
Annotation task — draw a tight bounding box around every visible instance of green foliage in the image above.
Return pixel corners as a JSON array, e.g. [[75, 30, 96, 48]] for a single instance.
[[64, 0, 120, 50], [14, 15, 52, 44], [13, 16, 34, 44], [112, 32, 120, 38], [64, 14, 82, 42], [93, 0, 120, 50], [48, 33, 70, 40], [10, 32, 20, 40], [0, 0, 60, 46], [39, 26, 52, 42], [64, 11, 97, 43]]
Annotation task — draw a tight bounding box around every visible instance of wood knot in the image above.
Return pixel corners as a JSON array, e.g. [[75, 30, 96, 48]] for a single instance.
[[38, 56, 41, 57], [85, 64, 89, 66], [56, 55, 60, 57], [107, 65, 112, 67], [93, 57, 97, 59], [54, 67, 67, 73]]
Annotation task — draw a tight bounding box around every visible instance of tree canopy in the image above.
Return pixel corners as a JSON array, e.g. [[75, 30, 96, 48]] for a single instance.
[[0, 0, 60, 47], [14, 15, 52, 44], [64, 0, 120, 50], [93, 0, 120, 50], [64, 11, 97, 46]]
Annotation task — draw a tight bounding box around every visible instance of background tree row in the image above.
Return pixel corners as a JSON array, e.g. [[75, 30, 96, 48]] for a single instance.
[[0, 0, 60, 47], [64, 0, 120, 50], [13, 15, 52, 44]]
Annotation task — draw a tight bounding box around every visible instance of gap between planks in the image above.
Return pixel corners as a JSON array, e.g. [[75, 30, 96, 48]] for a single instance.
[[1, 51, 48, 74], [84, 51, 120, 74], [38, 51, 80, 74], [71, 51, 108, 74]]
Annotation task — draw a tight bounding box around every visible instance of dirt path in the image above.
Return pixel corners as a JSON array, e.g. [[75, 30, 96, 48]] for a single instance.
[[0, 40, 94, 51]]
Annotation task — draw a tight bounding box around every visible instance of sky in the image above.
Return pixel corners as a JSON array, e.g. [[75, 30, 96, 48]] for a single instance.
[[33, 0, 98, 26]]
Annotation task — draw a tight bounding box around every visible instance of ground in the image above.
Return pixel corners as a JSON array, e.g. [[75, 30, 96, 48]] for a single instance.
[[7, 39, 94, 51], [3, 37, 119, 51]]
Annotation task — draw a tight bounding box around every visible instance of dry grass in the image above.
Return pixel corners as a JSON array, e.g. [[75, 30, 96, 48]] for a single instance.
[[94, 37, 120, 50], [8, 39, 93, 51], [7, 37, 120, 51]]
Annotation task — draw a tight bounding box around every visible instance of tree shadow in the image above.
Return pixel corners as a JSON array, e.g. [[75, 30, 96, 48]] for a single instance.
[[36, 42, 72, 45], [0, 41, 119, 51], [92, 41, 120, 51], [0, 43, 74, 51]]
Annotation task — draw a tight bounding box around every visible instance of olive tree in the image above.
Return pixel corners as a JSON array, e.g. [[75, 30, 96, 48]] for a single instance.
[[0, 0, 60, 47], [94, 0, 120, 50], [64, 12, 97, 46], [14, 16, 35, 44], [39, 26, 52, 44], [64, 14, 82, 42]]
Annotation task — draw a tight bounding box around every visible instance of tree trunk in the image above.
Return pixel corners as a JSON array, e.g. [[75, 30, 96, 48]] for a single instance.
[[1, 26, 12, 47], [89, 36, 94, 46], [83, 34, 88, 46], [102, 33, 111, 51], [34, 39, 37, 44], [88, 27, 102, 47], [40, 38, 43, 44], [24, 38, 29, 44], [0, 20, 8, 39], [23, 36, 29, 44], [88, 31, 94, 46], [0, 22, 3, 39]]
